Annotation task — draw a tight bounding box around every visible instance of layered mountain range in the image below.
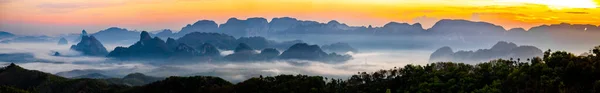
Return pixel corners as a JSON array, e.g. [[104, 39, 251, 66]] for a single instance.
[[430, 41, 543, 63], [2, 17, 598, 50], [105, 31, 353, 63]]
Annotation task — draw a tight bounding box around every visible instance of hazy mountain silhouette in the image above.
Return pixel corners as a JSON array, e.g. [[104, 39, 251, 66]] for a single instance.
[[258, 48, 280, 60], [176, 32, 302, 50], [107, 31, 224, 62], [107, 31, 173, 60], [429, 41, 543, 63], [224, 43, 259, 61], [55, 70, 163, 86], [56, 69, 108, 78], [268, 17, 299, 32], [0, 53, 39, 63], [91, 27, 141, 44], [171, 43, 200, 58], [279, 43, 352, 62], [177, 20, 218, 37], [196, 43, 221, 57], [237, 37, 269, 49], [321, 42, 358, 53], [377, 22, 425, 34], [58, 37, 68, 45], [268, 40, 305, 50], [177, 32, 238, 50], [154, 29, 174, 38], [165, 37, 179, 49], [72, 73, 113, 79], [0, 31, 15, 39], [104, 73, 164, 86], [428, 19, 506, 34], [0, 35, 54, 43], [220, 17, 269, 37], [70, 30, 109, 56]]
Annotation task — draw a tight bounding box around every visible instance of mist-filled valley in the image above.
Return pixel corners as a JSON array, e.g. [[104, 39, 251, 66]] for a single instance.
[[1, 16, 600, 93], [1, 17, 599, 83]]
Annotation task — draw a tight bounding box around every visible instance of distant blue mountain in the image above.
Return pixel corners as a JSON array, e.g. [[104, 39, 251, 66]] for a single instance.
[[154, 29, 174, 38], [71, 30, 109, 56], [70, 17, 599, 47], [279, 43, 352, 63], [429, 41, 543, 64], [58, 37, 68, 45], [1, 36, 53, 43], [107, 31, 173, 60], [105, 31, 352, 63], [220, 17, 269, 37], [321, 42, 358, 53], [72, 73, 113, 79], [0, 31, 15, 39], [176, 20, 218, 37], [91, 27, 141, 44]]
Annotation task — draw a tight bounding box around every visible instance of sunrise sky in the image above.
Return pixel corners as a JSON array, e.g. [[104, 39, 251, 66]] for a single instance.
[[1, 0, 599, 35]]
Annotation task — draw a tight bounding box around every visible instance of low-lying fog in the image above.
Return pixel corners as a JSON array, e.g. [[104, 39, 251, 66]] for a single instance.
[[0, 36, 595, 82], [0, 42, 432, 82]]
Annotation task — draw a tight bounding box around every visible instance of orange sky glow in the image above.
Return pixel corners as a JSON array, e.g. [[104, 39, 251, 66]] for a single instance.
[[1, 0, 599, 35]]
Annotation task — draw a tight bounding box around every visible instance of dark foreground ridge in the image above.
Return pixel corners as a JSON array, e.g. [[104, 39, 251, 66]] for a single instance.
[[1, 45, 599, 93]]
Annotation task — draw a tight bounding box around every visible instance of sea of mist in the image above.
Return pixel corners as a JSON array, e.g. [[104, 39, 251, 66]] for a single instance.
[[0, 42, 432, 82], [0, 33, 597, 82]]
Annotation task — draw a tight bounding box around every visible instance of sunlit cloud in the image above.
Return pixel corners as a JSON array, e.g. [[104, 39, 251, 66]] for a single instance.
[[0, 0, 599, 35]]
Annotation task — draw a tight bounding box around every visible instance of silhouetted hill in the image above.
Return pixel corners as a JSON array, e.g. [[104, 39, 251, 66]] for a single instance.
[[107, 31, 173, 60], [237, 37, 269, 49], [153, 29, 173, 38], [70, 30, 109, 56], [57, 37, 68, 45], [175, 32, 300, 51], [268, 40, 305, 50], [177, 20, 218, 37], [0, 31, 15, 39], [72, 73, 112, 79], [428, 19, 506, 35], [169, 43, 219, 62], [233, 43, 256, 54], [0, 63, 67, 90], [1, 36, 54, 43], [0, 53, 40, 63], [91, 27, 141, 44], [268, 17, 299, 32], [177, 32, 238, 50], [105, 73, 163, 86], [258, 48, 280, 60], [173, 43, 198, 57], [224, 43, 258, 61], [165, 37, 179, 49], [55, 69, 108, 78], [279, 43, 352, 62], [220, 17, 269, 37], [0, 63, 127, 93], [527, 23, 600, 43], [197, 43, 221, 57], [321, 42, 358, 53], [378, 22, 425, 34], [429, 41, 543, 63]]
